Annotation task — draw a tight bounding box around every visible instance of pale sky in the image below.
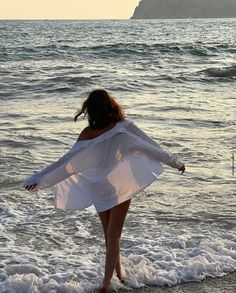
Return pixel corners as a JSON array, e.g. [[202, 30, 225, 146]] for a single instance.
[[0, 0, 140, 19]]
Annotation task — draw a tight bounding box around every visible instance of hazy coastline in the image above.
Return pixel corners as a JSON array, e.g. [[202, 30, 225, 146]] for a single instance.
[[132, 0, 236, 19]]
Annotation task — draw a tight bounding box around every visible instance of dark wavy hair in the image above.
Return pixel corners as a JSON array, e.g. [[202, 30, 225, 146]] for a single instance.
[[74, 89, 125, 130]]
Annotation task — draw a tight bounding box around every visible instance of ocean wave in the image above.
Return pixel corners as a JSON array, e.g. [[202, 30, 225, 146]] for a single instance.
[[45, 86, 74, 93], [0, 140, 31, 148], [0, 20, 235, 293], [201, 65, 236, 78], [47, 75, 96, 86], [86, 42, 220, 57], [0, 113, 28, 119], [1, 42, 232, 63], [0, 237, 235, 292]]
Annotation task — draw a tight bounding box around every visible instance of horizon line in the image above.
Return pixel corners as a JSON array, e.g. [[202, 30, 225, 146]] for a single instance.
[[0, 17, 235, 21], [0, 18, 133, 21]]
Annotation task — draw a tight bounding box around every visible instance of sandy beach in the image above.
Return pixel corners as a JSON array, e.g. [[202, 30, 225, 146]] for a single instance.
[[120, 272, 236, 293]]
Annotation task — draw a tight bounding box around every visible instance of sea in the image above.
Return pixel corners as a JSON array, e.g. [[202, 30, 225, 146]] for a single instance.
[[0, 19, 235, 292]]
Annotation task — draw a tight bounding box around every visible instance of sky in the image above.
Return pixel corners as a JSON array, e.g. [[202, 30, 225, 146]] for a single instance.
[[0, 0, 140, 19]]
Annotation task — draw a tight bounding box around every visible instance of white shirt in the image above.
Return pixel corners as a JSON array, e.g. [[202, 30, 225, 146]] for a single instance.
[[23, 119, 184, 212]]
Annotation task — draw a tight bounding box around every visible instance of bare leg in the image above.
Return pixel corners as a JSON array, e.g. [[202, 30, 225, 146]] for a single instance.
[[99, 210, 123, 280], [98, 199, 131, 292]]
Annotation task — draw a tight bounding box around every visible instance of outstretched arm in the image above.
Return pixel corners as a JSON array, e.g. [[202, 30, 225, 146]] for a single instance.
[[143, 142, 185, 170], [23, 141, 80, 192], [126, 120, 185, 172]]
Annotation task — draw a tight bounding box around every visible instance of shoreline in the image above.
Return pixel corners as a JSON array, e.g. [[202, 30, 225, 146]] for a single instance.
[[120, 272, 236, 293]]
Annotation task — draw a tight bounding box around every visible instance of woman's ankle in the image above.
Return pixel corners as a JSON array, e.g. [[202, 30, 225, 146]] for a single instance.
[[116, 264, 126, 281], [99, 287, 108, 293]]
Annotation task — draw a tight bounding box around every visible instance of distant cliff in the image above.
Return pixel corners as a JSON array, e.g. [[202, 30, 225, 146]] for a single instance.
[[131, 0, 236, 19]]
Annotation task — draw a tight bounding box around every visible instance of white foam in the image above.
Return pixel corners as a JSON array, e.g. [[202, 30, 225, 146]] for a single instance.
[[1, 237, 236, 292], [0, 231, 236, 293], [5, 264, 44, 277], [0, 273, 85, 293]]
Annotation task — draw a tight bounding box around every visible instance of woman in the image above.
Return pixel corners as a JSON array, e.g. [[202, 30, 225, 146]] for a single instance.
[[24, 89, 185, 292]]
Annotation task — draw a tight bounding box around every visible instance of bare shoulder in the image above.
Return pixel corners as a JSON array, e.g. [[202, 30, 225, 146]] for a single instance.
[[77, 122, 117, 142], [77, 126, 92, 141]]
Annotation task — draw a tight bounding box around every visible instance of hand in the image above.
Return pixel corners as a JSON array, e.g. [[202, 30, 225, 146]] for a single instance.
[[178, 164, 185, 174], [25, 183, 37, 191]]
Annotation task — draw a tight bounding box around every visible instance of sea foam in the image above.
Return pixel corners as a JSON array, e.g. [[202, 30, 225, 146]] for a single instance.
[[1, 237, 236, 293]]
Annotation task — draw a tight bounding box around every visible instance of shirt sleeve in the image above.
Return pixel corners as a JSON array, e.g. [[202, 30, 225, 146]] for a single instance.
[[125, 120, 184, 169], [22, 138, 114, 190], [22, 142, 87, 190]]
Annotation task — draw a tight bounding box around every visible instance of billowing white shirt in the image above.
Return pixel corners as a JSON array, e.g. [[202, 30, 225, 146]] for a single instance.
[[23, 120, 184, 212]]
